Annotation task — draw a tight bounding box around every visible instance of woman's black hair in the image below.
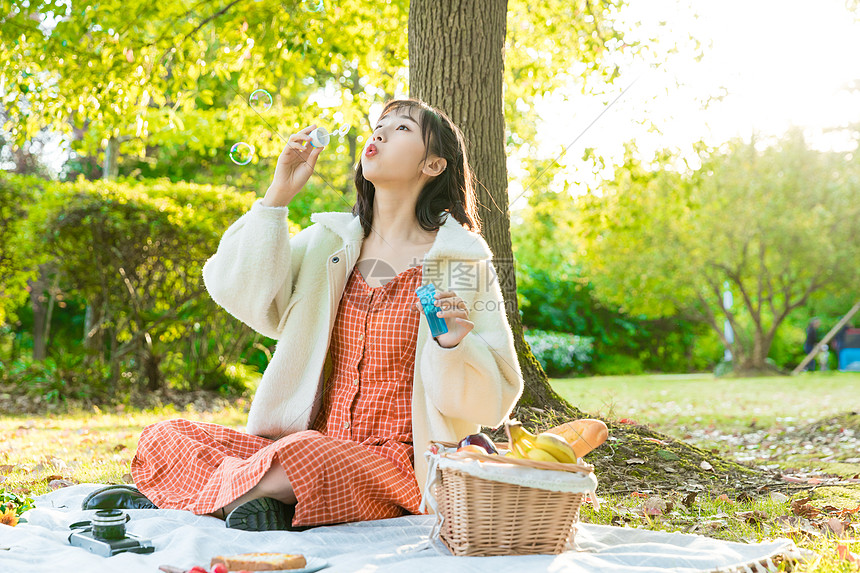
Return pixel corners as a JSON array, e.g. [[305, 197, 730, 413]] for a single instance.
[[352, 98, 481, 238]]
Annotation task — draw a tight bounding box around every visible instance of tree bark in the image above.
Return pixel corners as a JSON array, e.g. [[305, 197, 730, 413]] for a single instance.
[[103, 136, 120, 180], [408, 0, 578, 415], [28, 268, 50, 361]]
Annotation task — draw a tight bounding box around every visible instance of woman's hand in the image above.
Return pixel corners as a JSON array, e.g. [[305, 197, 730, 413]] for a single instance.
[[414, 290, 474, 348], [262, 125, 325, 207]]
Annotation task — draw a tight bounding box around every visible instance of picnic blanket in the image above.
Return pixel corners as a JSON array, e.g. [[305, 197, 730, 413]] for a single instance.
[[0, 484, 803, 573]]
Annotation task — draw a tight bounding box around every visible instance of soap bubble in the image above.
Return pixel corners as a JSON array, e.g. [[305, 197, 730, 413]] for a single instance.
[[302, 0, 324, 12], [337, 123, 350, 136], [229, 142, 254, 165], [249, 89, 273, 112]]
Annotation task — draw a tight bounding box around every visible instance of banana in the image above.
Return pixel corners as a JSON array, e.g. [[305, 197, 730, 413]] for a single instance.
[[534, 432, 578, 464], [505, 420, 582, 464], [526, 447, 561, 463], [505, 420, 539, 458]]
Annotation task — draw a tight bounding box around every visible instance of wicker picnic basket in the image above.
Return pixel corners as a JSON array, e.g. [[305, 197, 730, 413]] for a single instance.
[[427, 440, 597, 557]]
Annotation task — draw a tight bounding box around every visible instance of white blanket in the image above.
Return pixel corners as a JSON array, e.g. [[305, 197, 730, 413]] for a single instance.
[[0, 484, 801, 573]]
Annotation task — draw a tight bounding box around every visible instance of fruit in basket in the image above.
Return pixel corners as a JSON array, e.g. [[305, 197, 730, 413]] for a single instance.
[[457, 432, 498, 455], [525, 447, 560, 463], [534, 432, 578, 463], [546, 419, 609, 458], [505, 419, 583, 464], [456, 444, 489, 455], [505, 420, 538, 458]]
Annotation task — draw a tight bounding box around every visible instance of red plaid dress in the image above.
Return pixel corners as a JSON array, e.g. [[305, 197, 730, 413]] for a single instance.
[[131, 263, 425, 526]]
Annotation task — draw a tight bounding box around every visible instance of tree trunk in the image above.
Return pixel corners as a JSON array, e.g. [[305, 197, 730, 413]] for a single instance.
[[83, 296, 104, 353], [28, 268, 50, 361], [103, 136, 120, 180], [408, 0, 579, 415]]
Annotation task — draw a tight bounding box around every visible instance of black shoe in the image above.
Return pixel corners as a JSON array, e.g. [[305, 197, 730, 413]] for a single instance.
[[81, 485, 158, 510], [225, 497, 311, 532]]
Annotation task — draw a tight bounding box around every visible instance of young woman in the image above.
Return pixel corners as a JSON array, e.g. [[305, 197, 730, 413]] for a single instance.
[[124, 99, 523, 531]]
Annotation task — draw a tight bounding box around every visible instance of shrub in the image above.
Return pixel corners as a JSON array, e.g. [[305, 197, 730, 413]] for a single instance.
[[524, 329, 593, 377], [592, 354, 645, 376]]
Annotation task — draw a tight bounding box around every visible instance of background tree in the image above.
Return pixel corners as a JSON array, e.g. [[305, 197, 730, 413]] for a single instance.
[[577, 130, 860, 374]]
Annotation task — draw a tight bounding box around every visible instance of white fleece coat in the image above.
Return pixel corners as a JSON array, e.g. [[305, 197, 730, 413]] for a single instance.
[[201, 200, 524, 501]]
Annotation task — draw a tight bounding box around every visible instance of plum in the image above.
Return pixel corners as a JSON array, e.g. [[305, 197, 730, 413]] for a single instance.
[[458, 432, 498, 455]]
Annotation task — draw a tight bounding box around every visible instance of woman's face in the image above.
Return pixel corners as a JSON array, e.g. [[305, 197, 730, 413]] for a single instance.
[[360, 108, 432, 187]]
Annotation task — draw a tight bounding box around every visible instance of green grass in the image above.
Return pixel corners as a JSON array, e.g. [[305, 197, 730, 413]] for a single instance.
[[550, 371, 860, 433], [0, 403, 248, 498]]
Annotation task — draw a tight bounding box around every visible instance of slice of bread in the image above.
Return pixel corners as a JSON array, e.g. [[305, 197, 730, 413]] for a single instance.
[[210, 552, 307, 571]]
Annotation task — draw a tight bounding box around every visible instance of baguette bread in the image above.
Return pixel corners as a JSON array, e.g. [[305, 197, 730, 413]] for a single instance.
[[210, 552, 307, 571]]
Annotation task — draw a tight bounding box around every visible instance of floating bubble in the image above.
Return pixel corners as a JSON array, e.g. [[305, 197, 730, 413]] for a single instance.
[[337, 123, 351, 136], [302, 0, 324, 12], [229, 142, 254, 165], [249, 89, 272, 112]]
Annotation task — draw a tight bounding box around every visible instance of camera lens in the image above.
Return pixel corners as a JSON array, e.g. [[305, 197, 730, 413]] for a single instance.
[[91, 509, 128, 540]]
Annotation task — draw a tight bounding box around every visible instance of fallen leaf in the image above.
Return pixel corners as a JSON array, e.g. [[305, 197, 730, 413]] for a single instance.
[[716, 494, 733, 503], [643, 438, 667, 445], [48, 479, 74, 490], [0, 465, 15, 474], [656, 450, 680, 461], [682, 492, 698, 508], [700, 461, 714, 471], [791, 497, 820, 518], [44, 474, 64, 483], [770, 491, 789, 503], [823, 518, 844, 537], [737, 510, 767, 525], [122, 473, 134, 484], [643, 497, 668, 516], [626, 458, 645, 465], [775, 515, 824, 540], [48, 457, 66, 469], [837, 544, 860, 564]]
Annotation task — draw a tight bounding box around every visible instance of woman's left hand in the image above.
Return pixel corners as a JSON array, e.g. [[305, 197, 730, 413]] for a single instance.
[[415, 290, 474, 348]]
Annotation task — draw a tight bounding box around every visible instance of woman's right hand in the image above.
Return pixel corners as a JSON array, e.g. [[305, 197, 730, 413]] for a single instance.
[[262, 124, 325, 207]]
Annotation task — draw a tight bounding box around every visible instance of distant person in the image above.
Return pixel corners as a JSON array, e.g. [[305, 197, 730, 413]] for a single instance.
[[803, 317, 821, 371], [833, 322, 853, 370], [833, 322, 851, 354]]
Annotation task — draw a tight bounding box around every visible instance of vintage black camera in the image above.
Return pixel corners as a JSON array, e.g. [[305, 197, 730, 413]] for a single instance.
[[68, 509, 155, 557]]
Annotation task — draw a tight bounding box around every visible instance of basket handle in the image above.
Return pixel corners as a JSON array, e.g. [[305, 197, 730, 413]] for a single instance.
[[431, 441, 594, 474]]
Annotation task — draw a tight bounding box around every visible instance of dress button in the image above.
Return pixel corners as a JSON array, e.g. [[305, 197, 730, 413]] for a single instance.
[[343, 421, 350, 430], [332, 256, 340, 263]]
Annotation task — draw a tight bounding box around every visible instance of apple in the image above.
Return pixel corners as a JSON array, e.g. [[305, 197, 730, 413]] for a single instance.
[[457, 432, 498, 455], [456, 444, 489, 455]]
